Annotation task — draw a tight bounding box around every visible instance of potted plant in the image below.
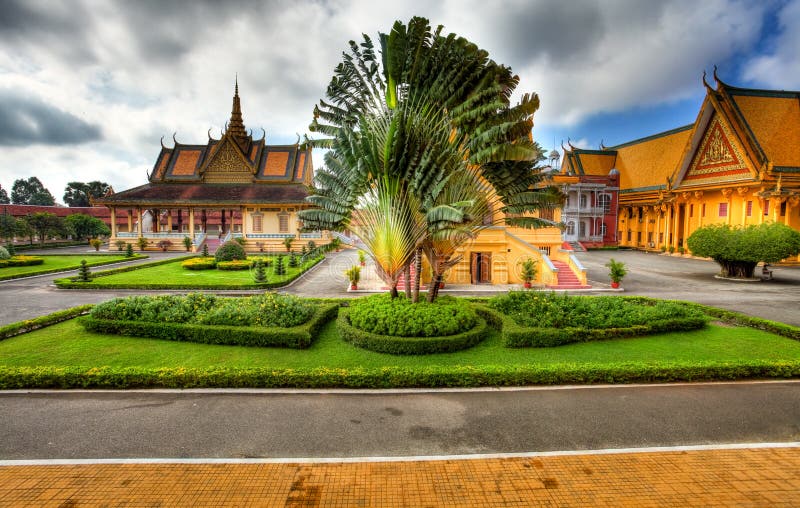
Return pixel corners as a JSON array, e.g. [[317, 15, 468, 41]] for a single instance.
[[606, 258, 627, 288], [283, 236, 293, 253], [678, 246, 685, 255], [668, 245, 675, 254], [157, 239, 173, 252], [89, 238, 102, 251], [182, 236, 193, 252], [345, 265, 361, 290], [519, 258, 537, 289], [115, 239, 127, 252], [137, 237, 149, 251], [358, 250, 366, 267]]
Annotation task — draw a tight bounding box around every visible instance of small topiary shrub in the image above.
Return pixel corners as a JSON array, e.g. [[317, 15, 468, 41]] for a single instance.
[[288, 251, 298, 268], [202, 243, 209, 257], [0, 246, 9, 260], [214, 240, 246, 262], [181, 257, 216, 270], [348, 294, 477, 337], [252, 259, 267, 283], [76, 260, 92, 282], [274, 253, 286, 276], [125, 243, 134, 258], [216, 260, 251, 270]]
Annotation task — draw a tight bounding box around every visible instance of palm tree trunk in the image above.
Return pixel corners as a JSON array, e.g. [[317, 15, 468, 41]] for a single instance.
[[404, 264, 411, 298], [390, 283, 399, 299], [412, 248, 422, 303], [427, 273, 442, 302]]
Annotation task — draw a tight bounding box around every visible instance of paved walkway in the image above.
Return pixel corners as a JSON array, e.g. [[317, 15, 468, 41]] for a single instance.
[[1, 446, 798, 506]]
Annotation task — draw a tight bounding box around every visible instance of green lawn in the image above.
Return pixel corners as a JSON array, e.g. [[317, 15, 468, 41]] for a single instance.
[[1, 318, 798, 371], [57, 256, 322, 289], [0, 254, 140, 280]]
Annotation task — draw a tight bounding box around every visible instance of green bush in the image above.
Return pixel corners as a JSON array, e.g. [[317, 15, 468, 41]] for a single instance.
[[0, 255, 44, 268], [181, 257, 216, 270], [182, 236, 193, 251], [89, 292, 314, 328], [487, 293, 708, 347], [338, 307, 489, 355], [216, 260, 251, 270], [125, 243, 134, 257], [688, 222, 800, 278], [348, 294, 477, 337], [214, 240, 246, 262], [0, 246, 9, 260], [81, 302, 338, 349], [274, 254, 286, 276], [0, 304, 94, 341]]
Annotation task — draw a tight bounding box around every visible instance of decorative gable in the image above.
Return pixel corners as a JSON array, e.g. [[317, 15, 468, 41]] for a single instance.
[[681, 115, 752, 186], [201, 137, 255, 183]]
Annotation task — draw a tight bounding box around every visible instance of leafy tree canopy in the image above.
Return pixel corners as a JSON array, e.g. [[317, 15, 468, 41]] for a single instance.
[[24, 212, 66, 246], [0, 186, 9, 204], [687, 222, 800, 278], [11, 177, 55, 206], [64, 213, 110, 240], [63, 181, 111, 207]]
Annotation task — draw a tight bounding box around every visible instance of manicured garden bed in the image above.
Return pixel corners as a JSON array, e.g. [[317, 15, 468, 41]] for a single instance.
[[54, 254, 323, 289], [486, 292, 708, 347], [80, 293, 337, 349], [0, 254, 144, 281], [0, 301, 798, 388]]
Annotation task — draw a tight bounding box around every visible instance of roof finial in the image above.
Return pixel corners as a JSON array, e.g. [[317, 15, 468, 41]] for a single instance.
[[702, 69, 711, 90], [235, 73, 239, 97], [227, 75, 250, 152]]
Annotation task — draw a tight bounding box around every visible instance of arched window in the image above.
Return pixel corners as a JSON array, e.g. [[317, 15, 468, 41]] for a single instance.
[[566, 221, 575, 235], [598, 194, 612, 213]]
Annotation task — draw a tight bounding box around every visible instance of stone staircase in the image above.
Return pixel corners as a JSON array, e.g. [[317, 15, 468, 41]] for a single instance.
[[546, 260, 592, 290], [568, 241, 586, 252], [203, 237, 221, 254]]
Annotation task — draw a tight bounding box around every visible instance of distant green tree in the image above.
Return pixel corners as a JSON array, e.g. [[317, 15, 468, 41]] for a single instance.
[[24, 212, 66, 246], [687, 222, 800, 278], [15, 218, 33, 245], [63, 181, 111, 207], [11, 177, 55, 206], [0, 213, 16, 241], [0, 186, 9, 204], [64, 213, 110, 240]]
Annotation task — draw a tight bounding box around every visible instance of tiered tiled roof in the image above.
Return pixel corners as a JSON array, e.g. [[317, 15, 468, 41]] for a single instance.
[[97, 81, 314, 207]]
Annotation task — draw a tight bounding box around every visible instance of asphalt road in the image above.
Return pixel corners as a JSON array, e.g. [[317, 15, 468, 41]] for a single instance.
[[1, 382, 798, 460]]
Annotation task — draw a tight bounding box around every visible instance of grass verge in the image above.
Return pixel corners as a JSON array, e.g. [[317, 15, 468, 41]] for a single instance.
[[0, 302, 798, 388], [54, 255, 323, 289], [0, 254, 145, 281]]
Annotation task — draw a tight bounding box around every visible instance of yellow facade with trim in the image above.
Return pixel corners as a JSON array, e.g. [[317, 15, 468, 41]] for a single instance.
[[564, 75, 800, 264]]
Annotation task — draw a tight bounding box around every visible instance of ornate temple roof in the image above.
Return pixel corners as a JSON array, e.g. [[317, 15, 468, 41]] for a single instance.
[[97, 80, 313, 207]]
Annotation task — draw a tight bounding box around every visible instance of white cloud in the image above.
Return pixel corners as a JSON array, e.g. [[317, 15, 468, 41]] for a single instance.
[[742, 0, 800, 88]]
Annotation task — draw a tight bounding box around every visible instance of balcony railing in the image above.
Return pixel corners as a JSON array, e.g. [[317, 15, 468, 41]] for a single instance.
[[248, 233, 295, 239], [562, 206, 607, 215]]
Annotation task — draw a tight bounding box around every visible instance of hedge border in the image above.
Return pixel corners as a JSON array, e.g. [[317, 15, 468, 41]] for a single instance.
[[337, 307, 490, 355], [481, 297, 709, 348], [0, 254, 147, 281], [0, 304, 94, 341], [54, 255, 323, 289], [0, 361, 797, 389], [79, 302, 339, 349]]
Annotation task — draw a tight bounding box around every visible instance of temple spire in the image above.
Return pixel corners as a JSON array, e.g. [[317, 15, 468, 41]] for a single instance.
[[227, 75, 250, 152]]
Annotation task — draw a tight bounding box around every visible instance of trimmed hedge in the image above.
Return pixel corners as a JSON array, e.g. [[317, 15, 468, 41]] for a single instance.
[[486, 295, 708, 347], [347, 294, 477, 337], [181, 257, 216, 270], [0, 361, 797, 389], [216, 260, 251, 270], [337, 307, 489, 355], [0, 254, 147, 282], [79, 302, 338, 349], [0, 304, 94, 341], [0, 256, 44, 267]]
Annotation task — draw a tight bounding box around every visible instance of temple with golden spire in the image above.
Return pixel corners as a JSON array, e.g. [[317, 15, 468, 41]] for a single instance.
[[95, 79, 321, 252]]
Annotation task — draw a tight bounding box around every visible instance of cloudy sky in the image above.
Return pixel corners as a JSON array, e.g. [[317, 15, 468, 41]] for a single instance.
[[1, 0, 798, 204]]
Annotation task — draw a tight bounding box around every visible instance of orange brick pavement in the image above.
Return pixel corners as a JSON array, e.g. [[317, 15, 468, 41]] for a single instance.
[[1, 447, 799, 507]]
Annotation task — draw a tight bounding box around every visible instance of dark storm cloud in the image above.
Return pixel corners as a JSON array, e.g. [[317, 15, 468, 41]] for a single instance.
[[0, 91, 102, 146], [0, 0, 97, 64], [492, 0, 665, 66]]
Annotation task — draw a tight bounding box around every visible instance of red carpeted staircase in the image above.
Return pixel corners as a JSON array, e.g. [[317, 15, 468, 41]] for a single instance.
[[384, 264, 427, 290], [203, 237, 221, 254], [546, 260, 592, 290]]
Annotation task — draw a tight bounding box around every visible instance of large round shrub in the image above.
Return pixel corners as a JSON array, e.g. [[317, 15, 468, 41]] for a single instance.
[[214, 240, 247, 262], [0, 246, 9, 260], [348, 294, 477, 337], [687, 222, 800, 278]]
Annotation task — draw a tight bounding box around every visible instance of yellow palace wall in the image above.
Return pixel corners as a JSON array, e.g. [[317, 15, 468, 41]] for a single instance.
[[618, 189, 800, 261]]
